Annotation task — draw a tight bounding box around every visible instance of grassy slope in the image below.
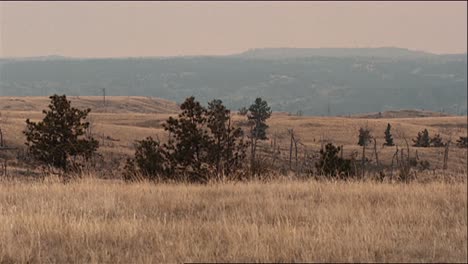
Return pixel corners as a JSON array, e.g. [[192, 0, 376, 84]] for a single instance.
[[0, 96, 179, 114], [0, 178, 466, 263], [1, 96, 466, 172], [0, 97, 467, 263]]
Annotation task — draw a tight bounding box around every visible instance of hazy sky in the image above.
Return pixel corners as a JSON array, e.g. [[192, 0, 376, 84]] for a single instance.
[[1, 1, 466, 58]]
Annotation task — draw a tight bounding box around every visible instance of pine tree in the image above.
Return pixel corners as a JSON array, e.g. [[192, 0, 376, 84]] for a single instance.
[[316, 143, 354, 177], [430, 133, 445, 147], [162, 96, 211, 182], [23, 94, 99, 172], [247, 97, 272, 173], [124, 137, 169, 181], [128, 96, 249, 183], [248, 98, 272, 141], [357, 127, 372, 146], [383, 123, 395, 146], [206, 99, 247, 177], [413, 129, 430, 147]]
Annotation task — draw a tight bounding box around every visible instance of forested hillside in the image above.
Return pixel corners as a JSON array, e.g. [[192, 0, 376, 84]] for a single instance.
[[1, 48, 466, 115]]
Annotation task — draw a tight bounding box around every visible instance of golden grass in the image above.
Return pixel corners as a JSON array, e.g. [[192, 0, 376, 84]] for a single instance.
[[0, 177, 466, 263], [2, 100, 467, 174], [0, 96, 179, 114]]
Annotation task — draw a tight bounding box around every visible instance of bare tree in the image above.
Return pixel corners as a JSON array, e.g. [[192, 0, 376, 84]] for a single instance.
[[361, 142, 366, 178], [287, 129, 301, 173], [390, 146, 399, 181], [0, 127, 3, 147], [372, 138, 380, 167], [439, 127, 454, 171], [394, 128, 415, 182]]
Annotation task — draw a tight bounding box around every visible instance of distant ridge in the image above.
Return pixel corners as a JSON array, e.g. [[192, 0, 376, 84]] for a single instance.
[[2, 47, 465, 61], [233, 47, 436, 59], [0, 48, 465, 116], [0, 55, 70, 61], [0, 96, 179, 114], [351, 109, 453, 119]]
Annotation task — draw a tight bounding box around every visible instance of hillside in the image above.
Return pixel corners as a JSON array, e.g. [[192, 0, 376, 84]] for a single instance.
[[0, 48, 466, 116], [351, 109, 453, 119], [1, 97, 466, 176], [0, 96, 179, 114], [234, 47, 436, 59]]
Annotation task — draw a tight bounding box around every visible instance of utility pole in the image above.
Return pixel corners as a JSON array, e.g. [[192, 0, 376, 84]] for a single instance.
[[327, 97, 331, 117]]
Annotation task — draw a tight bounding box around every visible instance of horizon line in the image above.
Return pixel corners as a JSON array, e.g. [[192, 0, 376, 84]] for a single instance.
[[2, 46, 467, 60]]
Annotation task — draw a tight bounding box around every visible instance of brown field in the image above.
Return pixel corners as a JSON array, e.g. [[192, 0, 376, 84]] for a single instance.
[[0, 177, 466, 263], [1, 96, 467, 174], [0, 96, 467, 263]]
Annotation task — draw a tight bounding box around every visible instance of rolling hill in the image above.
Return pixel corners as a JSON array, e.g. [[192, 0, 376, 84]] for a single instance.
[[0, 47, 466, 116]]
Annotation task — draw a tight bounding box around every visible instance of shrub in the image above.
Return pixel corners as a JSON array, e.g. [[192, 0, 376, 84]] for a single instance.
[[456, 136, 468, 148], [357, 127, 372, 147], [430, 134, 445, 147], [238, 107, 248, 116], [316, 143, 355, 178], [125, 97, 247, 183], [413, 129, 430, 147], [417, 160, 431, 171], [124, 137, 170, 181]]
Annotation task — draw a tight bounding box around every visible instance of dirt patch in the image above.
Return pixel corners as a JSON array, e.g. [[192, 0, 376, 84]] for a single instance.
[[429, 123, 467, 129], [134, 119, 164, 128], [300, 122, 323, 128]]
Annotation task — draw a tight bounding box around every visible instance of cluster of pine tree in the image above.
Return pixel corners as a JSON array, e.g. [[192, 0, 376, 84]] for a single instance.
[[412, 129, 446, 148], [21, 94, 465, 182], [357, 123, 395, 147], [20, 94, 273, 182], [125, 97, 272, 182], [124, 97, 248, 183]]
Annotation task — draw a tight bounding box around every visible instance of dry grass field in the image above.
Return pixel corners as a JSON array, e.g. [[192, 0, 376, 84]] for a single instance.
[[1, 96, 466, 174], [0, 96, 467, 262], [0, 177, 466, 263]]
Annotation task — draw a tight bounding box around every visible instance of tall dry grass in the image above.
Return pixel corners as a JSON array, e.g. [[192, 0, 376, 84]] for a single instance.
[[0, 177, 466, 263]]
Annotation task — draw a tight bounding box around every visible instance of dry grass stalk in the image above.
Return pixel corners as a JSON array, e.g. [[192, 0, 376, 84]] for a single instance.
[[0, 177, 466, 263]]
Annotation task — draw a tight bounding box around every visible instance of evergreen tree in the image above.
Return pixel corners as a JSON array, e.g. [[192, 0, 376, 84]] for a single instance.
[[383, 123, 395, 146], [162, 96, 211, 182], [316, 143, 354, 177], [430, 133, 445, 147], [124, 96, 249, 183], [357, 127, 372, 146], [413, 129, 430, 147], [124, 137, 169, 181], [23, 94, 99, 172], [206, 99, 247, 177], [247, 97, 272, 172], [248, 98, 272, 140]]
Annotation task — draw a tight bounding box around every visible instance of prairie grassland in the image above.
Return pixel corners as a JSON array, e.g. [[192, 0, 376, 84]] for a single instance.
[[0, 96, 179, 114], [2, 98, 467, 172], [0, 177, 466, 263]]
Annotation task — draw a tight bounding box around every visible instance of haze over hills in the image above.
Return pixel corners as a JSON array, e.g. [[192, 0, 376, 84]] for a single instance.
[[0, 47, 466, 116], [233, 47, 438, 59]]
